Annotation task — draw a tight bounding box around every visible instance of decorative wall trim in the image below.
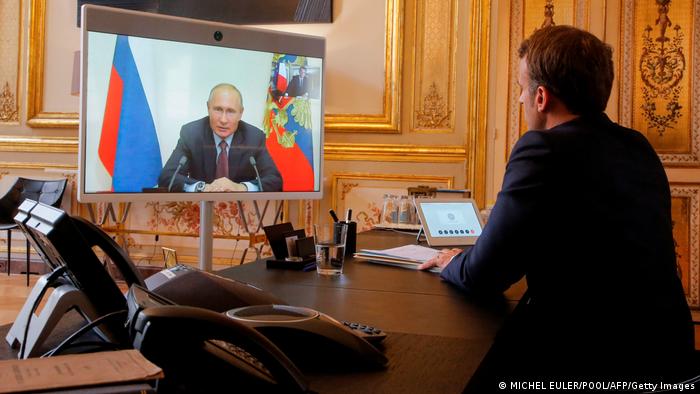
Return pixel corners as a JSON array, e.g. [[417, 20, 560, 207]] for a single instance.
[[575, 0, 589, 29], [620, 0, 700, 166], [411, 0, 458, 133], [27, 0, 79, 128], [324, 143, 466, 163], [0, 0, 22, 124], [0, 162, 76, 170], [0, 135, 78, 153], [324, 0, 403, 133], [465, 0, 491, 209], [1, 82, 19, 122], [670, 183, 700, 309], [507, 0, 523, 157]]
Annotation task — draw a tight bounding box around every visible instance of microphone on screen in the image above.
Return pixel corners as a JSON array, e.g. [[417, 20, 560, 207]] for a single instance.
[[167, 156, 188, 192], [249, 156, 263, 192]]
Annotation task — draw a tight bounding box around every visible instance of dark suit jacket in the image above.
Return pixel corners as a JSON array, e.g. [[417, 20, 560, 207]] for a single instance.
[[442, 113, 694, 379], [285, 75, 311, 97], [158, 117, 282, 192]]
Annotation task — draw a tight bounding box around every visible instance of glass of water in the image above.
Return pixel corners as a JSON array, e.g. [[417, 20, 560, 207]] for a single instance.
[[313, 223, 348, 275]]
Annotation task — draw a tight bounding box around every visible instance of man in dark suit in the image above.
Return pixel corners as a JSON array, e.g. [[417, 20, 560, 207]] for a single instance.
[[285, 66, 311, 98], [419, 26, 695, 386], [159, 84, 282, 192]]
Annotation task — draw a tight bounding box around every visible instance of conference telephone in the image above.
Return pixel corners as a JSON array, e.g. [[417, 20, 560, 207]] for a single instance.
[[127, 285, 388, 392], [127, 285, 309, 393]]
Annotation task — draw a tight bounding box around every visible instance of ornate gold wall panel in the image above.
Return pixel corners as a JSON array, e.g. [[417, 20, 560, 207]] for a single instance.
[[0, 0, 22, 124], [507, 0, 586, 157], [620, 0, 699, 165], [411, 0, 458, 133], [670, 183, 700, 310], [27, 0, 78, 128], [324, 0, 403, 133]]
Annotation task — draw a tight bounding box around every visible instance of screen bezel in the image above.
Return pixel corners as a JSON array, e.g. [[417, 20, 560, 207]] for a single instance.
[[78, 4, 325, 202], [415, 198, 484, 247]]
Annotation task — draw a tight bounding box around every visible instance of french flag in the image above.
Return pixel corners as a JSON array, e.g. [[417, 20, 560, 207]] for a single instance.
[[276, 61, 289, 94], [98, 35, 161, 192]]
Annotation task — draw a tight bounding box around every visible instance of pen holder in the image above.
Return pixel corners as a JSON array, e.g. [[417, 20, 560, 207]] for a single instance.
[[343, 221, 357, 257]]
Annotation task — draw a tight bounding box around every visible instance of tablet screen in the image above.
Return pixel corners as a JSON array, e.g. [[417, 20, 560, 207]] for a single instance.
[[420, 202, 482, 238]]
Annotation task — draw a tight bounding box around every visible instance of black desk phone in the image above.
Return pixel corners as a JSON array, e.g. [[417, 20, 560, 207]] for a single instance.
[[127, 285, 388, 393]]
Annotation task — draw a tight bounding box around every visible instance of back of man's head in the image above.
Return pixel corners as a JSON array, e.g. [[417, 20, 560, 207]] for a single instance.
[[518, 25, 614, 116]]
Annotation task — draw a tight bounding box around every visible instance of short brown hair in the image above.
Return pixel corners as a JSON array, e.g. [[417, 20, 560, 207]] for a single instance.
[[518, 26, 614, 115]]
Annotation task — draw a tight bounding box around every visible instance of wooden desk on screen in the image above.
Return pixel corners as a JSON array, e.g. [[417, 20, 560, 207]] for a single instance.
[[218, 230, 526, 393]]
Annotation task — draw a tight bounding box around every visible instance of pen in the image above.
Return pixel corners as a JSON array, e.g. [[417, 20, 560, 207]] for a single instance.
[[329, 209, 339, 223], [346, 209, 352, 223]]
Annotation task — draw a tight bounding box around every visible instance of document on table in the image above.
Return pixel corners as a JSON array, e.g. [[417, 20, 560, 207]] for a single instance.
[[354, 244, 442, 273], [0, 349, 163, 392]]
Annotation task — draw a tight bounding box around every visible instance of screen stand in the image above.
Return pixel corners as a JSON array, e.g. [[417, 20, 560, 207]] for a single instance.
[[199, 200, 213, 272]]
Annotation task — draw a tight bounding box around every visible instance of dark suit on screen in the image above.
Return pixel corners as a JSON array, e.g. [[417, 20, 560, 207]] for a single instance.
[[158, 117, 282, 192], [285, 75, 311, 97], [441, 113, 694, 381]]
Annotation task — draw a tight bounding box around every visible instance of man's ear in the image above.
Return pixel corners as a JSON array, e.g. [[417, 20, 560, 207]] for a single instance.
[[535, 86, 551, 113]]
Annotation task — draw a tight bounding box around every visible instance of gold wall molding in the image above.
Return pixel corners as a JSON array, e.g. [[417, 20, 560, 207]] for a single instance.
[[670, 183, 700, 309], [575, 0, 590, 29], [330, 172, 454, 213], [0, 0, 22, 124], [27, 0, 78, 128], [0, 161, 76, 170], [620, 0, 700, 166], [465, 0, 491, 209], [0, 135, 78, 153], [411, 0, 457, 133], [324, 143, 466, 163], [507, 0, 524, 158], [324, 0, 403, 133]]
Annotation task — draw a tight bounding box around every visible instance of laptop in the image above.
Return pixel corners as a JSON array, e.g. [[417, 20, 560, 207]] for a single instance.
[[414, 198, 484, 246]]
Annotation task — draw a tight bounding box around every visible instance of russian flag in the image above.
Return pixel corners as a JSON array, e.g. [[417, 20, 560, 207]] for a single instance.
[[98, 35, 161, 192], [264, 55, 314, 191]]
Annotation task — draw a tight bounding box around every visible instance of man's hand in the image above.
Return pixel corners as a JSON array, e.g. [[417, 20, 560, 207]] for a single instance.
[[417, 248, 463, 271], [203, 177, 248, 192]]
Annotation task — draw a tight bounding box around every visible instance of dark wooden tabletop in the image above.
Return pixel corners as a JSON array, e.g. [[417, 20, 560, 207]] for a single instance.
[[216, 229, 527, 393], [0, 229, 526, 393]]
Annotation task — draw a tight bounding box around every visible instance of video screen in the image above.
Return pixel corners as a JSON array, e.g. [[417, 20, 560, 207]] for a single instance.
[[84, 32, 323, 194], [421, 202, 483, 238]]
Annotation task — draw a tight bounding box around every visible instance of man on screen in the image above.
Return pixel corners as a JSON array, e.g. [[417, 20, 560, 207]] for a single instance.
[[285, 66, 311, 98], [159, 83, 282, 192]]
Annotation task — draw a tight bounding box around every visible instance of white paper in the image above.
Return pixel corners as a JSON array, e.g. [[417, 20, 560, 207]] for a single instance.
[[358, 244, 440, 263]]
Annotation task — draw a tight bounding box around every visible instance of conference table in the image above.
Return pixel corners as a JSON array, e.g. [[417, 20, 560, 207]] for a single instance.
[[219, 229, 526, 393], [0, 229, 525, 393]]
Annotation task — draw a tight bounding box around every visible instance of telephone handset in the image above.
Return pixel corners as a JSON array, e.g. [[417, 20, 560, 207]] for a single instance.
[[127, 285, 309, 393]]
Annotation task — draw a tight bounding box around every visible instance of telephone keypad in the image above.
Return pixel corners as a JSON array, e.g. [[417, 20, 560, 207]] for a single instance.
[[342, 321, 387, 344]]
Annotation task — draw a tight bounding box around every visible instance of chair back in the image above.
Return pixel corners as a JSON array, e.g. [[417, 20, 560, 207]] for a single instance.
[[0, 177, 67, 224], [18, 177, 67, 208]]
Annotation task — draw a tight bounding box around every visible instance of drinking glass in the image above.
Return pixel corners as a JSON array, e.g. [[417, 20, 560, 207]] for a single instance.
[[313, 223, 347, 275]]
